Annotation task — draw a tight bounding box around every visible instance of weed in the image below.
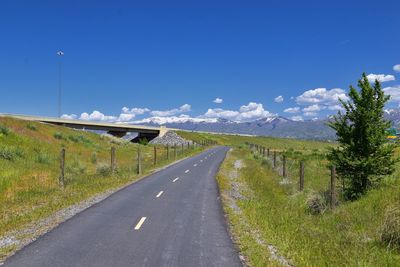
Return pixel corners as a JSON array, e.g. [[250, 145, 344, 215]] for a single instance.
[[306, 191, 328, 215], [35, 152, 51, 164], [66, 159, 87, 175], [53, 132, 65, 140], [0, 146, 24, 161], [0, 124, 10, 136], [26, 123, 37, 131], [96, 163, 111, 176], [379, 205, 400, 249], [91, 152, 98, 164]]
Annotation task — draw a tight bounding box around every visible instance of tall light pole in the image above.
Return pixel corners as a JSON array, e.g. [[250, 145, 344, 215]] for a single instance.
[[57, 50, 64, 117]]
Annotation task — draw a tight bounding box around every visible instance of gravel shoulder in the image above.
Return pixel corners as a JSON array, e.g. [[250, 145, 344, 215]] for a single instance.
[[217, 148, 293, 267]]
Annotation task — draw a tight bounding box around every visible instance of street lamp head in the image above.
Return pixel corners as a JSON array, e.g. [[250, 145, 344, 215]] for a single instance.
[[57, 51, 64, 56]]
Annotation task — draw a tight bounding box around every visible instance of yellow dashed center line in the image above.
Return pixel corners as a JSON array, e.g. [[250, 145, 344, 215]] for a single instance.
[[173, 177, 179, 182], [134, 217, 147, 230], [156, 191, 164, 198]]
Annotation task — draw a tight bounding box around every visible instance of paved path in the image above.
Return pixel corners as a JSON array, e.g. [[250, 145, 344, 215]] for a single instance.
[[4, 146, 242, 267]]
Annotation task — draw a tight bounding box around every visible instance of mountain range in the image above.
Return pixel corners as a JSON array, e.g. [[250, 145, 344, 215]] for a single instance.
[[131, 108, 400, 141], [134, 116, 335, 141]]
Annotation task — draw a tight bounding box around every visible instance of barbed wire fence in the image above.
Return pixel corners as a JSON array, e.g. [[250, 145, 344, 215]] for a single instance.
[[246, 143, 338, 209]]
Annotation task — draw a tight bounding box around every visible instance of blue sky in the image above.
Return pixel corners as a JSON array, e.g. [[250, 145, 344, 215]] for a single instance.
[[1, 0, 399, 123]]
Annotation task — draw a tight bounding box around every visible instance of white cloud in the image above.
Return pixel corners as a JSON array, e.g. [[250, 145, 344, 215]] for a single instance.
[[303, 112, 318, 117], [133, 114, 217, 125], [121, 107, 150, 115], [366, 74, 395, 83], [283, 107, 300, 113], [383, 86, 400, 102], [150, 104, 191, 117], [179, 104, 191, 112], [303, 104, 321, 112], [394, 65, 400, 72], [117, 107, 150, 121], [274, 95, 284, 103], [60, 102, 272, 125], [61, 114, 77, 120], [296, 88, 348, 111], [204, 108, 239, 120], [290, 115, 303, 121], [203, 102, 273, 122], [79, 111, 117, 122], [327, 104, 344, 111], [213, 98, 223, 104], [118, 113, 136, 122]]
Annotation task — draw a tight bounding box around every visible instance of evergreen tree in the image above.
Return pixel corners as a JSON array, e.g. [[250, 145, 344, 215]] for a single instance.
[[328, 73, 397, 200]]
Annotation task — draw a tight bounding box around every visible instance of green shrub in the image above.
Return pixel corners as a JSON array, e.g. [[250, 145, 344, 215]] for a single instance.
[[68, 135, 80, 142], [54, 132, 65, 140], [66, 159, 87, 175], [306, 191, 328, 215], [261, 158, 270, 167], [139, 138, 149, 145], [0, 124, 10, 136], [35, 152, 50, 164], [96, 163, 111, 176], [26, 123, 37, 131], [68, 134, 92, 145], [0, 146, 24, 161], [91, 152, 98, 164]]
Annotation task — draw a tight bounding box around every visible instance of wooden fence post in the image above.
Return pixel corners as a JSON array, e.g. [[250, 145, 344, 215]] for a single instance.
[[174, 145, 177, 159], [167, 145, 170, 160], [137, 145, 142, 175], [59, 148, 65, 189], [262, 147, 266, 157], [153, 146, 157, 165], [273, 151, 277, 168], [282, 155, 286, 177], [330, 165, 337, 209], [267, 148, 270, 157], [181, 143, 184, 154], [111, 147, 116, 174], [299, 161, 305, 191]]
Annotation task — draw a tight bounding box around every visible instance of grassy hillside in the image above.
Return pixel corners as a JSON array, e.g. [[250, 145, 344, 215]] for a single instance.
[[0, 117, 203, 260], [180, 131, 400, 266]]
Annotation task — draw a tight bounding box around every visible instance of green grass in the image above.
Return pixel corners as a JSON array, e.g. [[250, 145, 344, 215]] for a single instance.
[[0, 117, 205, 260], [180, 131, 400, 266]]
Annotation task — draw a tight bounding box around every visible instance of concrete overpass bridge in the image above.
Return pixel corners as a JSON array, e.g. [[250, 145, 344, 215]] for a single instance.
[[0, 114, 167, 142]]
